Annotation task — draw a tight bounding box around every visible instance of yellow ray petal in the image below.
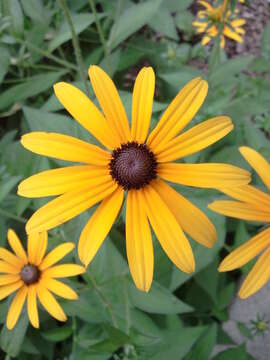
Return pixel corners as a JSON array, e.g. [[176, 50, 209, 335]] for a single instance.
[[153, 180, 216, 248], [131, 67, 155, 143], [54, 82, 120, 149], [37, 283, 67, 322], [147, 78, 208, 152], [42, 264, 85, 278], [78, 187, 124, 267], [89, 65, 131, 143], [223, 25, 243, 43], [234, 27, 245, 35], [219, 185, 270, 209], [28, 231, 48, 266], [26, 180, 118, 234], [7, 229, 27, 264], [142, 185, 195, 273], [43, 278, 78, 300], [126, 190, 153, 292], [0, 280, 23, 300], [21, 132, 111, 166], [0, 260, 20, 274], [219, 227, 270, 272], [208, 200, 270, 222], [156, 116, 233, 161], [27, 285, 39, 328], [238, 246, 270, 299], [231, 19, 246, 27], [198, 0, 213, 11], [202, 35, 212, 45], [158, 163, 250, 188], [239, 147, 270, 190], [6, 285, 28, 330], [18, 166, 111, 198], [0, 274, 20, 286], [40, 243, 75, 270], [0, 247, 24, 268], [220, 35, 225, 49]]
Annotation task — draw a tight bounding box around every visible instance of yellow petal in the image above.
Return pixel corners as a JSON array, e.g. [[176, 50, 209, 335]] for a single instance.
[[142, 185, 195, 273], [0, 260, 20, 274], [27, 285, 39, 328], [126, 190, 153, 292], [43, 278, 78, 300], [42, 264, 85, 278], [40, 243, 75, 270], [220, 35, 225, 49], [78, 187, 124, 267], [37, 283, 67, 322], [218, 185, 270, 209], [238, 246, 270, 299], [0, 280, 23, 300], [202, 35, 212, 45], [131, 67, 155, 143], [6, 285, 28, 330], [231, 19, 245, 27], [147, 78, 208, 152], [219, 227, 270, 272], [28, 231, 48, 266], [0, 274, 20, 286], [223, 25, 243, 43], [158, 163, 250, 188], [153, 180, 216, 248], [7, 229, 27, 264], [54, 82, 120, 149], [18, 166, 111, 198], [208, 200, 270, 222], [89, 65, 131, 143], [26, 180, 118, 234], [239, 146, 270, 189], [0, 247, 24, 268], [198, 0, 213, 11], [156, 116, 233, 161], [235, 27, 245, 35], [21, 132, 111, 166]]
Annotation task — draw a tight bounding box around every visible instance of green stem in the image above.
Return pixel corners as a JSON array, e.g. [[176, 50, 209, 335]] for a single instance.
[[4, 354, 10, 360], [15, 38, 77, 71], [88, 0, 111, 70], [0, 208, 27, 223], [59, 0, 90, 95]]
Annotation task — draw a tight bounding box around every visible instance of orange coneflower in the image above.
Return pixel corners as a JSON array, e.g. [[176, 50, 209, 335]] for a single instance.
[[19, 66, 250, 292], [0, 229, 84, 329], [209, 147, 270, 298]]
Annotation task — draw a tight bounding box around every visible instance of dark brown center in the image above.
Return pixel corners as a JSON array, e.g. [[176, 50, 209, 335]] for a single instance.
[[109, 142, 157, 190], [20, 264, 40, 285]]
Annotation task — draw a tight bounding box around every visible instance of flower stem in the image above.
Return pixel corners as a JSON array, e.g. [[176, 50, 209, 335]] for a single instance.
[[59, 0, 90, 95], [0, 208, 27, 223], [88, 0, 111, 71]]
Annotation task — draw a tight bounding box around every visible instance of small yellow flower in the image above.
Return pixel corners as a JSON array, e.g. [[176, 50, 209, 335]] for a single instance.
[[0, 229, 84, 329], [209, 147, 270, 299], [19, 66, 250, 292], [193, 0, 246, 48]]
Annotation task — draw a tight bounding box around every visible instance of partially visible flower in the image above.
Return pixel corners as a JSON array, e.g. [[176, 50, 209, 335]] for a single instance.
[[0, 229, 84, 329], [193, 1, 246, 48], [209, 147, 270, 299]]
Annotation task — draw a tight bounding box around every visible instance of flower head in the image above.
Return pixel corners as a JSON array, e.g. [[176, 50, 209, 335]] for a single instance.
[[0, 229, 84, 329], [193, 0, 246, 48], [209, 147, 270, 299], [19, 66, 250, 292]]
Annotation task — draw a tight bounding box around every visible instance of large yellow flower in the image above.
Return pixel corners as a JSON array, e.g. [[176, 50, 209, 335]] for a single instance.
[[0, 229, 84, 329], [209, 147, 270, 299], [193, 1, 246, 48], [19, 66, 250, 292]]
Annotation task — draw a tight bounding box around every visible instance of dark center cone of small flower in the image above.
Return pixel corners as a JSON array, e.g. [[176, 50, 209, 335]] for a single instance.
[[20, 264, 40, 285], [109, 142, 157, 190]]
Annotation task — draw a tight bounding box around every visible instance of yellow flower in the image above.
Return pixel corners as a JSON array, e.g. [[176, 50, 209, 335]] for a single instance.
[[0, 229, 84, 329], [19, 66, 250, 292], [193, 0, 246, 48], [209, 147, 270, 299]]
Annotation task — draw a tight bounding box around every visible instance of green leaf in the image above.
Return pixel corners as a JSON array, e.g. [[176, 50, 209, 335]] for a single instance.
[[48, 13, 104, 51], [237, 322, 253, 340], [217, 283, 235, 310], [20, 0, 48, 23], [0, 46, 10, 84], [149, 5, 178, 40], [185, 324, 218, 360], [261, 21, 270, 58], [165, 0, 193, 11], [0, 71, 66, 111], [212, 344, 253, 360], [0, 309, 28, 357], [2, 0, 24, 36], [0, 175, 21, 202], [108, 0, 162, 50], [41, 325, 73, 342], [174, 11, 194, 34], [128, 280, 193, 314]]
